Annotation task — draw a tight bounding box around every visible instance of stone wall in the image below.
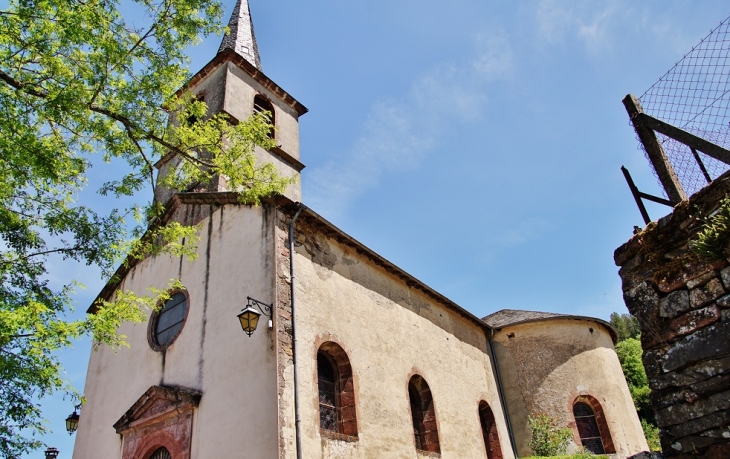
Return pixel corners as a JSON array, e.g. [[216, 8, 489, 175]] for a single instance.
[[614, 173, 730, 458]]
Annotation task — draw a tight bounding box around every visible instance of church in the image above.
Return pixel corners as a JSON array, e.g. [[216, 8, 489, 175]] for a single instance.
[[72, 2, 648, 458]]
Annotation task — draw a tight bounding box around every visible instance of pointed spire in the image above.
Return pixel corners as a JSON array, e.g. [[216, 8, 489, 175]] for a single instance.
[[218, 0, 262, 70]]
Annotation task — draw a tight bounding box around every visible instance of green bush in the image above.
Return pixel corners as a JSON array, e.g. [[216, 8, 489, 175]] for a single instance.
[[642, 418, 661, 451], [528, 414, 573, 457]]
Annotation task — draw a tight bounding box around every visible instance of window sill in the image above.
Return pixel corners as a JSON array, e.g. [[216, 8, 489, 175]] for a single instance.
[[319, 430, 358, 443], [416, 450, 441, 458]]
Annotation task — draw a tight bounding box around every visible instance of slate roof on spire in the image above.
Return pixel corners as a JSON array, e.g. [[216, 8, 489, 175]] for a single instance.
[[218, 0, 262, 70]]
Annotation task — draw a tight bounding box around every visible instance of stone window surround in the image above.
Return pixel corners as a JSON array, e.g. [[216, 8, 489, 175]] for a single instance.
[[314, 340, 359, 440], [147, 288, 190, 352], [568, 394, 616, 454]]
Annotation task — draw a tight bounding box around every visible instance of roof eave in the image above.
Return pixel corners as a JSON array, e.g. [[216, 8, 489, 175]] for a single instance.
[[277, 201, 493, 334], [178, 49, 308, 117], [488, 315, 619, 344]]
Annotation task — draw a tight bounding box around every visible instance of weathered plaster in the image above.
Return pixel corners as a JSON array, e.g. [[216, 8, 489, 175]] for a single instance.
[[492, 320, 648, 458], [73, 204, 280, 459], [274, 211, 513, 459]]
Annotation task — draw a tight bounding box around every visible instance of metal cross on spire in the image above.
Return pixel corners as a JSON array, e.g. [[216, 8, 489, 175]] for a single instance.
[[218, 0, 262, 70]]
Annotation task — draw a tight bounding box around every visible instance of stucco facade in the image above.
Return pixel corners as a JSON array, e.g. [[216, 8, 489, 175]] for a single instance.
[[273, 208, 512, 459], [73, 196, 518, 459], [74, 202, 281, 459], [72, 3, 648, 458]]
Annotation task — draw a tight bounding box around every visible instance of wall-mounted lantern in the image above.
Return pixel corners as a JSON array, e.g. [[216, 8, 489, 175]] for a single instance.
[[65, 404, 81, 435], [237, 297, 273, 337], [44, 447, 60, 459]]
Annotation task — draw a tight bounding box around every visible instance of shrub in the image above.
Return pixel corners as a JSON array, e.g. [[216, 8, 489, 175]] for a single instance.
[[693, 195, 730, 260], [528, 413, 573, 456], [642, 418, 661, 451]]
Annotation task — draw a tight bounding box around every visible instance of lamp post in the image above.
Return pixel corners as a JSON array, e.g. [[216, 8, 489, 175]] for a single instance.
[[65, 404, 81, 435], [44, 447, 59, 459], [237, 297, 273, 337]]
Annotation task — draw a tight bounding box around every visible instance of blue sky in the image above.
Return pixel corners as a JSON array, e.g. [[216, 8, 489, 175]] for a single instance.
[[25, 1, 730, 456]]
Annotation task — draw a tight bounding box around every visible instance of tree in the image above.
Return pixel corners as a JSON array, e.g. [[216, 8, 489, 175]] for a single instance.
[[611, 313, 661, 451], [609, 312, 640, 342], [0, 0, 291, 455], [615, 338, 652, 421], [615, 337, 660, 450]]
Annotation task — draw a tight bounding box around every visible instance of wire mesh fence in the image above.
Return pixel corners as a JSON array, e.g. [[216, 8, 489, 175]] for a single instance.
[[637, 15, 730, 197]]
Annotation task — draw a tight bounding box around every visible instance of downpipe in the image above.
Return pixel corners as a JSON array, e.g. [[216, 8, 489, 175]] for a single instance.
[[289, 203, 305, 459], [488, 327, 519, 458]]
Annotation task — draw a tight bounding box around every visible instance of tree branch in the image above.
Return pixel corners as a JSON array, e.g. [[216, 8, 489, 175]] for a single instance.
[[0, 245, 84, 267], [0, 68, 216, 169], [123, 124, 156, 190]]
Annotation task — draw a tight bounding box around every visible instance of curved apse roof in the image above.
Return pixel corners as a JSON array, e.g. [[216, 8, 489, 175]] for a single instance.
[[482, 309, 618, 343]]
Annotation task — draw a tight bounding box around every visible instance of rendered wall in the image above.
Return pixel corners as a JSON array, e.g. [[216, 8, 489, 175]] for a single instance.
[[223, 63, 301, 160], [492, 320, 648, 458], [224, 63, 303, 202], [273, 209, 513, 459], [73, 202, 280, 459], [615, 172, 730, 457]]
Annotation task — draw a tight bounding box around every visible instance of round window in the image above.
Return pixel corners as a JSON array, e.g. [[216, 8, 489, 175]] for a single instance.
[[150, 291, 188, 349]]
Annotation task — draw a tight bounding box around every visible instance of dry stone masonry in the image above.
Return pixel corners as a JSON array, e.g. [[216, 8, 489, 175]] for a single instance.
[[615, 172, 730, 458]]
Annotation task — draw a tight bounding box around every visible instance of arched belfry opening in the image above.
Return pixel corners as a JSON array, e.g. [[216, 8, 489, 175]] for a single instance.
[[253, 95, 275, 139]]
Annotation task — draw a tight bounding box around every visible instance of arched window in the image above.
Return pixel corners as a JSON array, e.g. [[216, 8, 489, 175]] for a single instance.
[[479, 401, 502, 459], [409, 385, 425, 450], [317, 342, 358, 437], [148, 447, 171, 459], [317, 353, 338, 432], [573, 398, 615, 454], [253, 95, 275, 139], [408, 375, 440, 454]]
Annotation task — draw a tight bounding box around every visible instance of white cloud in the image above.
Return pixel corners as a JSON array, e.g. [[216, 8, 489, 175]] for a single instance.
[[535, 0, 575, 43], [473, 33, 514, 79], [534, 0, 621, 52], [305, 32, 513, 218], [531, 0, 716, 57]]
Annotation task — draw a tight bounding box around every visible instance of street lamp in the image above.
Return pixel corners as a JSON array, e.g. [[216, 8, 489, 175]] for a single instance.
[[44, 447, 59, 458], [65, 404, 81, 435], [237, 297, 273, 337]]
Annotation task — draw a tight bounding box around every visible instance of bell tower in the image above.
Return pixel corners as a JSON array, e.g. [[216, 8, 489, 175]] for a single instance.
[[154, 0, 307, 204]]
